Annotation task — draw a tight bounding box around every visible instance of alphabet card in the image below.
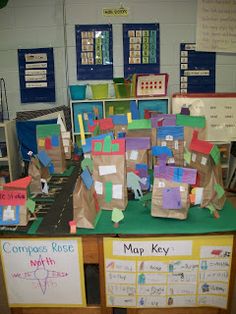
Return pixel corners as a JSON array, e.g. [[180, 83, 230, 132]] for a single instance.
[[103, 235, 233, 309], [0, 238, 86, 307]]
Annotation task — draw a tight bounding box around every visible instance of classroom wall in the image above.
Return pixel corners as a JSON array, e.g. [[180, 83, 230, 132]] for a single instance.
[[0, 0, 236, 119]]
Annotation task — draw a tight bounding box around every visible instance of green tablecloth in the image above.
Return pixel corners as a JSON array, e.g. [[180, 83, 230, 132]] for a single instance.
[[76, 200, 236, 235]]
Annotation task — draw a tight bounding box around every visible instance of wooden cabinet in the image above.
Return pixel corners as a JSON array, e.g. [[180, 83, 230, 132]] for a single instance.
[[0, 120, 22, 182]]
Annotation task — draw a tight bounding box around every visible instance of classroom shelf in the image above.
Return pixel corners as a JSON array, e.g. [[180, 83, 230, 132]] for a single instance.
[[70, 96, 170, 144]]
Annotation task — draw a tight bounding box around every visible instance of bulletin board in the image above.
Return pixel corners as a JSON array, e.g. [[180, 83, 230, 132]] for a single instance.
[[0, 238, 86, 307], [123, 23, 160, 78], [180, 43, 215, 93], [104, 235, 233, 309], [172, 93, 236, 141], [18, 48, 55, 103], [76, 24, 113, 80]]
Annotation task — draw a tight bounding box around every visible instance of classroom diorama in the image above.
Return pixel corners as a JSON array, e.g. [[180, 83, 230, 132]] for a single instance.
[[0, 0, 236, 313]]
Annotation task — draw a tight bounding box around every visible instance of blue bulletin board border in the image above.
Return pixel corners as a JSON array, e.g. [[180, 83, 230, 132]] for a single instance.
[[18, 48, 55, 103], [123, 23, 160, 79], [76, 24, 113, 80], [180, 43, 216, 93]]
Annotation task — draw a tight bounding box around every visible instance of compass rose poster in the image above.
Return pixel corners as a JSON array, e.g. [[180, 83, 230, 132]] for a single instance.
[[0, 238, 86, 307]]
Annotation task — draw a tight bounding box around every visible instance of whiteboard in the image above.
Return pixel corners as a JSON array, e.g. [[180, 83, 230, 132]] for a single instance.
[[171, 93, 236, 141], [0, 238, 86, 307]]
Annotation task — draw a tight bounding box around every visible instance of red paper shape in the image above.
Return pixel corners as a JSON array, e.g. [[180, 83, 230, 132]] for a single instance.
[[190, 130, 213, 155], [0, 190, 27, 206], [3, 176, 31, 190], [93, 191, 100, 212], [45, 137, 52, 149]]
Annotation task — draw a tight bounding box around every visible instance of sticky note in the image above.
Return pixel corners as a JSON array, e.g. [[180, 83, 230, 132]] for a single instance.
[[129, 150, 138, 160], [105, 182, 113, 202]]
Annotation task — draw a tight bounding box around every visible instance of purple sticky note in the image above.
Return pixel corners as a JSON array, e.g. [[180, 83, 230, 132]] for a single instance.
[[162, 187, 182, 209]]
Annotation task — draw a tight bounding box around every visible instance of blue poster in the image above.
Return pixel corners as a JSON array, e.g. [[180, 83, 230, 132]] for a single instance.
[[180, 43, 215, 93], [123, 23, 160, 79], [76, 24, 113, 80], [18, 48, 55, 103]]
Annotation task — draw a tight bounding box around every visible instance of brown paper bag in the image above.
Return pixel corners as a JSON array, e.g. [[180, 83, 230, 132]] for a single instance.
[[151, 178, 190, 220], [73, 177, 100, 229], [92, 137, 127, 210], [201, 162, 226, 210], [28, 157, 42, 194]]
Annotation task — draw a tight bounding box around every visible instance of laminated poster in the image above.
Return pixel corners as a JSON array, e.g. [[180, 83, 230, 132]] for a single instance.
[[0, 238, 86, 307], [104, 235, 233, 309]]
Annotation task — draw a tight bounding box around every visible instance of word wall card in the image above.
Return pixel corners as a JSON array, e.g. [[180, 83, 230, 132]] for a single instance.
[[76, 24, 113, 80], [180, 43, 215, 93], [104, 235, 233, 309], [123, 23, 160, 78]]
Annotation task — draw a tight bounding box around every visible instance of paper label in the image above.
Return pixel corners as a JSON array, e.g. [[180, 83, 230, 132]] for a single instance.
[[129, 150, 138, 160], [161, 141, 166, 147], [112, 184, 122, 199], [165, 135, 173, 141], [94, 181, 103, 195], [191, 153, 196, 162], [3, 206, 15, 221], [99, 165, 117, 176], [201, 156, 207, 165], [174, 140, 179, 150], [158, 181, 165, 188]]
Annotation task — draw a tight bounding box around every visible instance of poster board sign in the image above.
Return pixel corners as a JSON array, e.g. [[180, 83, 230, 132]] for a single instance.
[[18, 48, 55, 103], [196, 0, 236, 53], [103, 235, 233, 308], [0, 238, 86, 307], [172, 93, 236, 142]]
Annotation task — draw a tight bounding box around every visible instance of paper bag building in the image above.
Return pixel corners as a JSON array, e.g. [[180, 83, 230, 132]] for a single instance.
[[1, 177, 32, 226], [36, 124, 66, 174], [151, 163, 197, 220], [92, 136, 127, 210], [73, 169, 100, 229], [111, 115, 128, 138], [126, 137, 151, 170], [189, 130, 226, 210], [156, 126, 185, 167], [176, 114, 206, 149], [28, 151, 51, 194]]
